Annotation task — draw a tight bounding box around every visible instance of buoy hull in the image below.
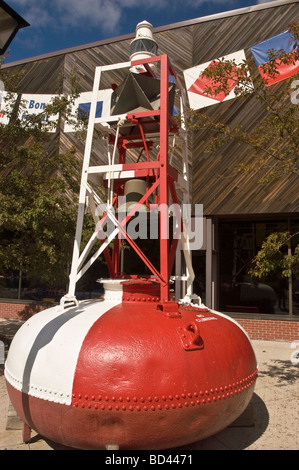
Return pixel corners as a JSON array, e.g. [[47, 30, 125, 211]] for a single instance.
[[5, 286, 257, 449], [6, 376, 255, 450]]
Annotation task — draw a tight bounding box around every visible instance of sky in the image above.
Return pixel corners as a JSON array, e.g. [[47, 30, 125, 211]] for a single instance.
[[4, 0, 277, 63]]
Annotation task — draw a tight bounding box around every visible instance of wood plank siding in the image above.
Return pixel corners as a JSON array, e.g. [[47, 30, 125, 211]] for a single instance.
[[2, 0, 299, 216], [190, 1, 299, 215], [6, 56, 65, 93]]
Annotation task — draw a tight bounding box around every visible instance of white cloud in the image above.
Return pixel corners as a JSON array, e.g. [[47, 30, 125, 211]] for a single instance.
[[10, 0, 278, 38], [186, 0, 233, 4], [10, 0, 168, 32], [10, 0, 244, 33]]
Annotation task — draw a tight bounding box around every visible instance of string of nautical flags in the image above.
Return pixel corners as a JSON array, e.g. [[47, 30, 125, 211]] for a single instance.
[[0, 29, 298, 130], [184, 30, 299, 110]]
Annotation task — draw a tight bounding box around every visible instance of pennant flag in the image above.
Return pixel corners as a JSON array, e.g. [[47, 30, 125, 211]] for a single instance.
[[77, 101, 103, 120], [183, 50, 248, 110], [64, 89, 113, 132], [251, 31, 299, 86], [20, 94, 59, 132]]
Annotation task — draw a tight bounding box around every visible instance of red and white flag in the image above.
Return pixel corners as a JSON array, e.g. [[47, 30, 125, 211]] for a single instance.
[[183, 50, 248, 110]]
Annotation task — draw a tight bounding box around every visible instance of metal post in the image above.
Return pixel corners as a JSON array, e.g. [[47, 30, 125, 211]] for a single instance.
[[288, 218, 293, 316], [159, 55, 170, 302], [206, 218, 213, 309], [67, 67, 102, 299]]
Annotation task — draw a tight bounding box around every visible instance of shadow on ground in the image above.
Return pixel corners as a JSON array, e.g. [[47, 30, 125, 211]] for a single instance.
[[179, 392, 269, 450], [257, 360, 299, 386]]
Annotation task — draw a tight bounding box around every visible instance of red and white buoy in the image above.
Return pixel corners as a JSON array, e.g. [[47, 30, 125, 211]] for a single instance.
[[5, 279, 257, 449], [5, 22, 257, 450]]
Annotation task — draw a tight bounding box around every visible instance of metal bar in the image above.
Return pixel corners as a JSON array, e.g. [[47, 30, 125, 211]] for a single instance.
[[112, 236, 120, 276], [103, 170, 136, 179], [94, 113, 127, 124], [142, 62, 157, 78], [99, 61, 131, 72], [205, 218, 213, 309], [77, 226, 120, 281], [67, 66, 102, 299], [78, 187, 115, 276], [175, 241, 182, 301], [109, 132, 160, 144], [136, 147, 144, 163], [122, 161, 160, 171], [168, 176, 182, 276], [159, 54, 170, 302], [88, 161, 160, 174], [77, 231, 98, 272], [120, 140, 154, 150], [89, 164, 123, 174], [130, 55, 162, 67], [127, 110, 160, 120], [77, 180, 166, 284], [109, 123, 121, 207], [137, 121, 150, 162]]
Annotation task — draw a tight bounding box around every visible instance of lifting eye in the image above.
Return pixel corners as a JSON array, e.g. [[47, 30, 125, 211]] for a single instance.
[[187, 323, 196, 334], [176, 322, 204, 351]]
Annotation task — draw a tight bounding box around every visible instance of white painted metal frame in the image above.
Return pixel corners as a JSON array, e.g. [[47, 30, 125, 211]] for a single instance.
[[62, 61, 131, 304], [61, 58, 194, 306]]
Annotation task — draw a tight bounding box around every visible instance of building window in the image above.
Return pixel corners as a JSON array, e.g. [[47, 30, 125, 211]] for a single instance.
[[219, 219, 299, 316]]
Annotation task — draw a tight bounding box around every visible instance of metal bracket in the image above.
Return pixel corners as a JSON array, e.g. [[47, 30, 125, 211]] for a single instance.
[[157, 301, 181, 318], [176, 321, 204, 351], [59, 295, 79, 310]]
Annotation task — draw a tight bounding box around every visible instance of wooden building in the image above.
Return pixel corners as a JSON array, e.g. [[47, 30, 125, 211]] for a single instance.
[[2, 0, 299, 335]]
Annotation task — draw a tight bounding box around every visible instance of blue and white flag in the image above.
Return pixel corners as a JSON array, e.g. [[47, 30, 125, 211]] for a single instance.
[[64, 89, 113, 132]]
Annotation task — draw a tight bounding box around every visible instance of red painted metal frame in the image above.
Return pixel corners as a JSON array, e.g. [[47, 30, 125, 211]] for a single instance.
[[101, 55, 180, 302]]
